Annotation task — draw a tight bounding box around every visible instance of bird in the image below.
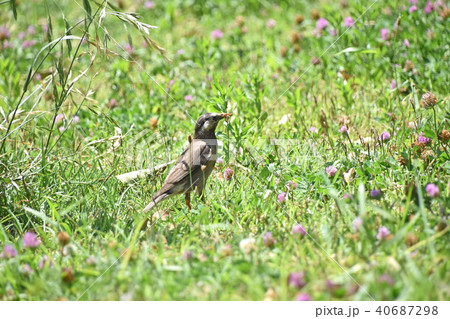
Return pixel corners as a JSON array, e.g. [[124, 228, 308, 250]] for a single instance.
[[143, 112, 232, 212]]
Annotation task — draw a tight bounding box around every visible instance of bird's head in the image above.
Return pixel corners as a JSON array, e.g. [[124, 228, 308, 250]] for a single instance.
[[194, 113, 232, 139]]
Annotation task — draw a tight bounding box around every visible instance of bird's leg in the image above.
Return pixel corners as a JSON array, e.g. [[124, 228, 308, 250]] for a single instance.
[[195, 186, 208, 208], [194, 184, 204, 200], [185, 192, 191, 211]]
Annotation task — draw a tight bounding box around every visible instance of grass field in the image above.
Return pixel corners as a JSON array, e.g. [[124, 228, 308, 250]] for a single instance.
[[0, 0, 449, 301]]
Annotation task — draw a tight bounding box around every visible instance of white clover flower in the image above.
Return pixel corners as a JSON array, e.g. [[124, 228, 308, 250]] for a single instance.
[[239, 238, 256, 254]]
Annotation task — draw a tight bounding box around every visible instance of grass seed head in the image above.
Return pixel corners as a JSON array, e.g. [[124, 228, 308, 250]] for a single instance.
[[295, 14, 304, 25], [310, 9, 321, 20], [279, 46, 288, 57], [290, 30, 301, 43], [405, 233, 419, 247], [57, 231, 70, 247], [62, 268, 75, 284]]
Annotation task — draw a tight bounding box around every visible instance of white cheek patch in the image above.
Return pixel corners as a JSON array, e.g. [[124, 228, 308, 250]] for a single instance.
[[203, 120, 213, 130]]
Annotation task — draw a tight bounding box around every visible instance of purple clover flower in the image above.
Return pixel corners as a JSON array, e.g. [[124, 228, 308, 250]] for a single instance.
[[39, 255, 48, 269], [380, 28, 389, 41], [326, 279, 340, 291], [1, 245, 17, 259], [352, 217, 363, 232], [211, 29, 224, 39], [277, 192, 286, 203], [409, 5, 418, 13], [123, 43, 134, 55], [55, 114, 64, 123], [23, 263, 33, 275], [370, 189, 382, 199], [339, 125, 348, 135], [288, 271, 306, 289], [403, 39, 410, 47], [144, 1, 155, 9], [22, 40, 36, 48], [109, 98, 118, 108], [390, 80, 397, 89], [296, 293, 311, 301], [344, 16, 354, 28], [379, 273, 394, 286], [184, 95, 193, 101], [343, 193, 353, 202], [27, 25, 36, 35], [425, 1, 434, 14], [263, 232, 276, 247], [72, 116, 80, 124], [224, 168, 233, 181], [292, 224, 306, 236], [376, 226, 390, 240], [309, 126, 318, 134], [425, 183, 439, 197], [23, 232, 40, 248], [3, 41, 12, 49], [181, 250, 193, 260], [418, 132, 431, 145], [0, 25, 11, 40], [326, 166, 337, 178], [288, 180, 298, 190], [381, 131, 391, 142], [266, 19, 276, 29], [316, 18, 329, 30]]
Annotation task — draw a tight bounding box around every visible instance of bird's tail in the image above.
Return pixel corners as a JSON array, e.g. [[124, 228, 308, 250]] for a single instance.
[[143, 193, 170, 212]]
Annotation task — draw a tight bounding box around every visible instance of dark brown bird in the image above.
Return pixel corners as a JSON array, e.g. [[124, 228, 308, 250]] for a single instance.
[[143, 113, 231, 212]]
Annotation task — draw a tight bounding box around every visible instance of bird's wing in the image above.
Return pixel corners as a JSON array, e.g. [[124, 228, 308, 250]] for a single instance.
[[153, 140, 213, 197]]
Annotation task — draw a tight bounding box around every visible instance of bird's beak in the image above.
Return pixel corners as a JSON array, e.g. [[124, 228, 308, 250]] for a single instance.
[[221, 113, 232, 121]]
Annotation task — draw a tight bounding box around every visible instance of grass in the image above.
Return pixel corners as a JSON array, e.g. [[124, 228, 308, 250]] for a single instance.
[[0, 0, 449, 301]]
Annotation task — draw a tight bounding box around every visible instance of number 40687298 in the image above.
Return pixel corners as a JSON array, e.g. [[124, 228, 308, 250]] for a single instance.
[[375, 306, 438, 316]]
